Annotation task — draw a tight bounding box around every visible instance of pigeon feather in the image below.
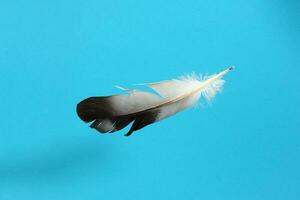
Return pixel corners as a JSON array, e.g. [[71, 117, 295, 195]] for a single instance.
[[76, 67, 234, 136]]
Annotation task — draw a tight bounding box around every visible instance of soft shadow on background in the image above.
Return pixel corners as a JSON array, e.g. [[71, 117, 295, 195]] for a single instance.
[[0, 135, 112, 182]]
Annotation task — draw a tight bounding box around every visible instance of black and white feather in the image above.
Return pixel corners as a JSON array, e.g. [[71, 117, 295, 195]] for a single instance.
[[76, 67, 234, 136]]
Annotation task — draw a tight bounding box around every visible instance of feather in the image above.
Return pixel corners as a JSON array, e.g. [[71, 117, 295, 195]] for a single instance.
[[76, 66, 234, 136]]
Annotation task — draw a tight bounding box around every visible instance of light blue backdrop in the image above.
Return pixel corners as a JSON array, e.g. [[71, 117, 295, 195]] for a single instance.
[[0, 0, 299, 199]]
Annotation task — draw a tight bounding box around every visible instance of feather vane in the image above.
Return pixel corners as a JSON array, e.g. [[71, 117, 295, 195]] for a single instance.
[[76, 67, 234, 136]]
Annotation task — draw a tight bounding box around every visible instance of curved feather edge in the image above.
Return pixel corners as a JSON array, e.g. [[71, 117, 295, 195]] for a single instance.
[[76, 67, 234, 136]]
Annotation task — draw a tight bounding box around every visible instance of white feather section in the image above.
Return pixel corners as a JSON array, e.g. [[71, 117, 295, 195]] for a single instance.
[[201, 78, 225, 102], [109, 90, 162, 115], [115, 67, 231, 118], [156, 91, 202, 121], [145, 78, 201, 98]]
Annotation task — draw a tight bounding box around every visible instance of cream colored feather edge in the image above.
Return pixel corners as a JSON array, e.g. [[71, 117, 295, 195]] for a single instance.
[[76, 66, 234, 136]]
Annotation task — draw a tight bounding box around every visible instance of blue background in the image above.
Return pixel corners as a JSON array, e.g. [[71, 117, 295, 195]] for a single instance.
[[1, 0, 299, 199]]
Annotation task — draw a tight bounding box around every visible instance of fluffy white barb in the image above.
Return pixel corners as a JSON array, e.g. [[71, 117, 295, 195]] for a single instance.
[[76, 66, 234, 136]]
